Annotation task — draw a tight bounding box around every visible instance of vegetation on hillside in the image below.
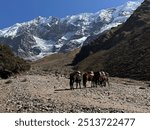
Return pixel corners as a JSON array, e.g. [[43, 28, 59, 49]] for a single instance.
[[0, 44, 30, 78]]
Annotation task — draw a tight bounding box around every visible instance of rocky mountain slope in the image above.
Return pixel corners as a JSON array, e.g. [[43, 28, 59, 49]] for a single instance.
[[0, 1, 142, 60], [31, 48, 80, 75], [73, 0, 150, 80]]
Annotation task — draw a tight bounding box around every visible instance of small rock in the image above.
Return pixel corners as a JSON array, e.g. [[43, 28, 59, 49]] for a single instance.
[[146, 103, 150, 106], [139, 87, 146, 89], [5, 80, 12, 84], [21, 78, 27, 82]]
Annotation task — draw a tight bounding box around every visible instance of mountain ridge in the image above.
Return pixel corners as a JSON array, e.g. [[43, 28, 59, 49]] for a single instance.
[[0, 1, 142, 60]]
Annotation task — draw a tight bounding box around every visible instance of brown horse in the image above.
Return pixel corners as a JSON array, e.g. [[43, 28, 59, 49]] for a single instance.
[[99, 71, 110, 87], [83, 71, 94, 88], [93, 71, 101, 87], [69, 72, 76, 90], [69, 71, 82, 89], [75, 71, 82, 89]]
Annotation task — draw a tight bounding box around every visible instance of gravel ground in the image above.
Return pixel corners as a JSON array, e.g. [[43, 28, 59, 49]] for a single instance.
[[0, 74, 150, 113]]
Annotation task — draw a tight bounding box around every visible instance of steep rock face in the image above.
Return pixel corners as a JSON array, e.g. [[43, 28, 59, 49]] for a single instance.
[[74, 0, 150, 80], [0, 1, 142, 60]]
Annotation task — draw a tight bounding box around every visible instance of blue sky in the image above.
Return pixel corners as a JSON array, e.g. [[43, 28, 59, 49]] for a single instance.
[[0, 0, 140, 29]]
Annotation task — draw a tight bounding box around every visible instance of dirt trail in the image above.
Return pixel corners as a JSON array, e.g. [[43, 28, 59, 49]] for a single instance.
[[0, 74, 150, 113]]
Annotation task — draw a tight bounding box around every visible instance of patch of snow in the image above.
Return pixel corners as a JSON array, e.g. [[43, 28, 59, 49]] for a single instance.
[[25, 36, 56, 60], [61, 32, 75, 40], [96, 9, 113, 23], [71, 36, 87, 45], [64, 13, 93, 26], [100, 22, 122, 33], [0, 23, 22, 38], [113, 1, 142, 18], [33, 36, 54, 51], [113, 15, 129, 23], [54, 44, 63, 49]]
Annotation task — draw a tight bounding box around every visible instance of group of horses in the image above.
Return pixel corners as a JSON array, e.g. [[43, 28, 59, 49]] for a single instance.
[[69, 71, 109, 90]]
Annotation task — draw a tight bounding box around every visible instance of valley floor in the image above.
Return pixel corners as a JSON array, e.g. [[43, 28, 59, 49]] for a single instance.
[[0, 74, 150, 113]]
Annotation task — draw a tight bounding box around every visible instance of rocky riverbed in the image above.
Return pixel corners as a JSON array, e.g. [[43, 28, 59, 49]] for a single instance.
[[0, 74, 150, 113]]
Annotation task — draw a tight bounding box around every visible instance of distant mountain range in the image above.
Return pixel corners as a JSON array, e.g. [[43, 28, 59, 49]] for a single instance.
[[0, 1, 142, 60]]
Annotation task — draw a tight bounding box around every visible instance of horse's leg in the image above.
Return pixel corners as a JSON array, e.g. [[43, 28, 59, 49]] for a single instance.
[[91, 77, 94, 87], [96, 80, 98, 87], [79, 81, 81, 89], [103, 81, 106, 87], [100, 80, 103, 87], [91, 81, 94, 87], [98, 79, 100, 85], [71, 85, 74, 90], [94, 79, 98, 87], [93, 81, 95, 87], [92, 80, 94, 87], [82, 78, 84, 88], [70, 84, 72, 90], [107, 79, 110, 87], [76, 82, 78, 89], [83, 82, 84, 88], [95, 79, 98, 87], [70, 80, 73, 90], [83, 80, 86, 88], [92, 81, 95, 87], [84, 81, 87, 88], [72, 81, 74, 89]]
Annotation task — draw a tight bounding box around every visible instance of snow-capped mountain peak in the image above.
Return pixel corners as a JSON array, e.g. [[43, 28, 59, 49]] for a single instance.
[[0, 23, 22, 38], [0, 0, 143, 60]]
